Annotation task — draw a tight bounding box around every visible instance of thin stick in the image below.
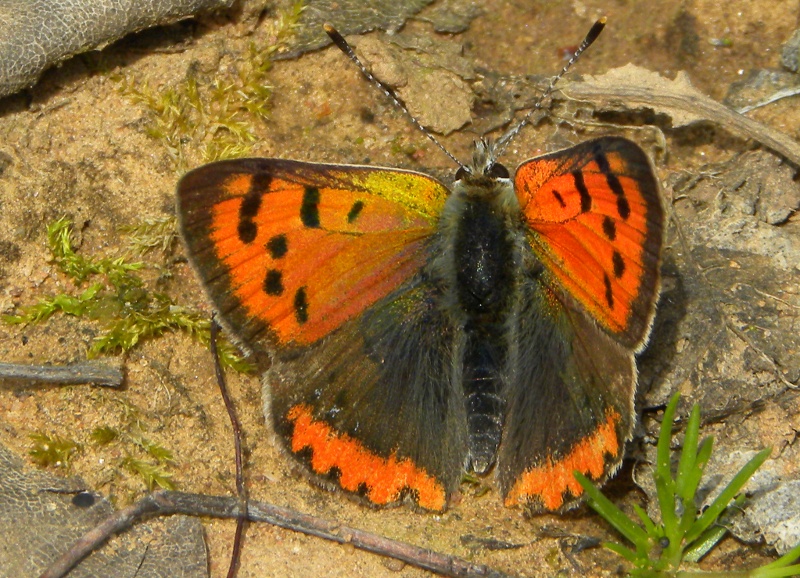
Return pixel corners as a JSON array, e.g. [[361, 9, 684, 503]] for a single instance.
[[39, 491, 512, 578], [0, 361, 123, 387], [210, 316, 248, 578]]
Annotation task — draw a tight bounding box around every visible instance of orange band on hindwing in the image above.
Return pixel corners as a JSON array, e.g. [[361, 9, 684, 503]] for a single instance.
[[504, 410, 621, 510], [286, 404, 447, 511]]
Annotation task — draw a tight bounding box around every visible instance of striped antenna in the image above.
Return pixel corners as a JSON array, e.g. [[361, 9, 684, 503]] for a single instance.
[[324, 24, 468, 172], [493, 17, 607, 158]]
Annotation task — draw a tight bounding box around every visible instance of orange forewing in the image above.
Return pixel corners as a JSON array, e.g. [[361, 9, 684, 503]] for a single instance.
[[178, 159, 448, 348], [208, 179, 428, 345], [515, 137, 662, 348]]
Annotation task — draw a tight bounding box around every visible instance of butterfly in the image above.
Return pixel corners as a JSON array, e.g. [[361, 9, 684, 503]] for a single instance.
[[176, 21, 663, 513]]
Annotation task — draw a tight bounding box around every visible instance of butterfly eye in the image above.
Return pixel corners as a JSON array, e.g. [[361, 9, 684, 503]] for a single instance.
[[487, 163, 510, 179], [455, 166, 469, 180]]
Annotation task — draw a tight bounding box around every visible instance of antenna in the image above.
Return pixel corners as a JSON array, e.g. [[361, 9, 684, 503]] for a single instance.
[[493, 17, 606, 158], [324, 24, 468, 172], [325, 18, 606, 170]]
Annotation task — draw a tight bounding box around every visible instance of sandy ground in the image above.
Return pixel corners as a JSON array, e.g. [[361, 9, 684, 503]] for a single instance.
[[0, 0, 798, 576]]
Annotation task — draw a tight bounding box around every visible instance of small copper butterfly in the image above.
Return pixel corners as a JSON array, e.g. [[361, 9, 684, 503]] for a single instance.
[[176, 19, 663, 512]]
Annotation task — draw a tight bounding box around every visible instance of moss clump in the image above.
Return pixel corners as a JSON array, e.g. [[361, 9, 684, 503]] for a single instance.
[[116, 1, 305, 170], [4, 217, 253, 373], [29, 433, 81, 469]]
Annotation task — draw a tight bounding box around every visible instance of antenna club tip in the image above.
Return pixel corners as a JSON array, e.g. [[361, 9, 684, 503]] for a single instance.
[[598, 16, 607, 24], [324, 23, 347, 47], [585, 17, 606, 44]]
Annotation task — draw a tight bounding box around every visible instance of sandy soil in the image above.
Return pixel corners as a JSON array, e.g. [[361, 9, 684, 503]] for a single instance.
[[0, 0, 798, 576]]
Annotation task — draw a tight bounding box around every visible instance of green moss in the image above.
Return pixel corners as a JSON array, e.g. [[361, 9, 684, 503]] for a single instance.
[[116, 1, 305, 170], [121, 457, 175, 491], [132, 436, 174, 463], [47, 217, 143, 285], [120, 436, 175, 490], [89, 425, 179, 492], [29, 433, 81, 469], [120, 216, 177, 256], [4, 217, 253, 373], [90, 426, 119, 445]]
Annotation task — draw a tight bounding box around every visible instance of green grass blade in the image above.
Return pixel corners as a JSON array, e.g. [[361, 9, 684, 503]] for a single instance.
[[683, 436, 714, 497], [680, 436, 715, 537], [685, 448, 771, 544], [676, 403, 701, 497], [603, 541, 640, 563], [684, 494, 745, 563], [655, 394, 681, 537], [654, 468, 678, 536], [632, 503, 658, 536], [657, 394, 680, 480], [682, 520, 729, 562], [576, 471, 649, 546], [674, 403, 706, 539], [750, 566, 800, 578]]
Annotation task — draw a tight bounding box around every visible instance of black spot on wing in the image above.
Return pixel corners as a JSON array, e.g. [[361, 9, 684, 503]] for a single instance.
[[617, 196, 631, 220], [612, 251, 625, 278], [264, 269, 283, 296], [267, 234, 288, 259], [572, 170, 591, 213], [238, 192, 261, 244], [602, 216, 616, 240], [355, 481, 370, 498], [250, 171, 273, 194], [294, 445, 314, 464], [237, 172, 272, 244], [603, 272, 614, 309], [347, 200, 364, 223], [301, 186, 321, 228], [595, 153, 625, 198], [294, 287, 309, 324], [595, 152, 631, 220], [237, 219, 257, 244], [551, 189, 566, 208]]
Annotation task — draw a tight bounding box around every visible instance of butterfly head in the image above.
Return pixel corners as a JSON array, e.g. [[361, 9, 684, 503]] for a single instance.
[[454, 138, 511, 184]]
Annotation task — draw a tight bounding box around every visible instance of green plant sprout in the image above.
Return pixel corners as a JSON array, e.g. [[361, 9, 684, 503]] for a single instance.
[[29, 433, 81, 469], [116, 1, 304, 170], [47, 217, 144, 284], [132, 435, 174, 463], [576, 393, 800, 577], [4, 217, 252, 373], [118, 435, 176, 491], [121, 456, 175, 491], [89, 428, 177, 492], [90, 425, 119, 445], [32, 427, 175, 492]]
